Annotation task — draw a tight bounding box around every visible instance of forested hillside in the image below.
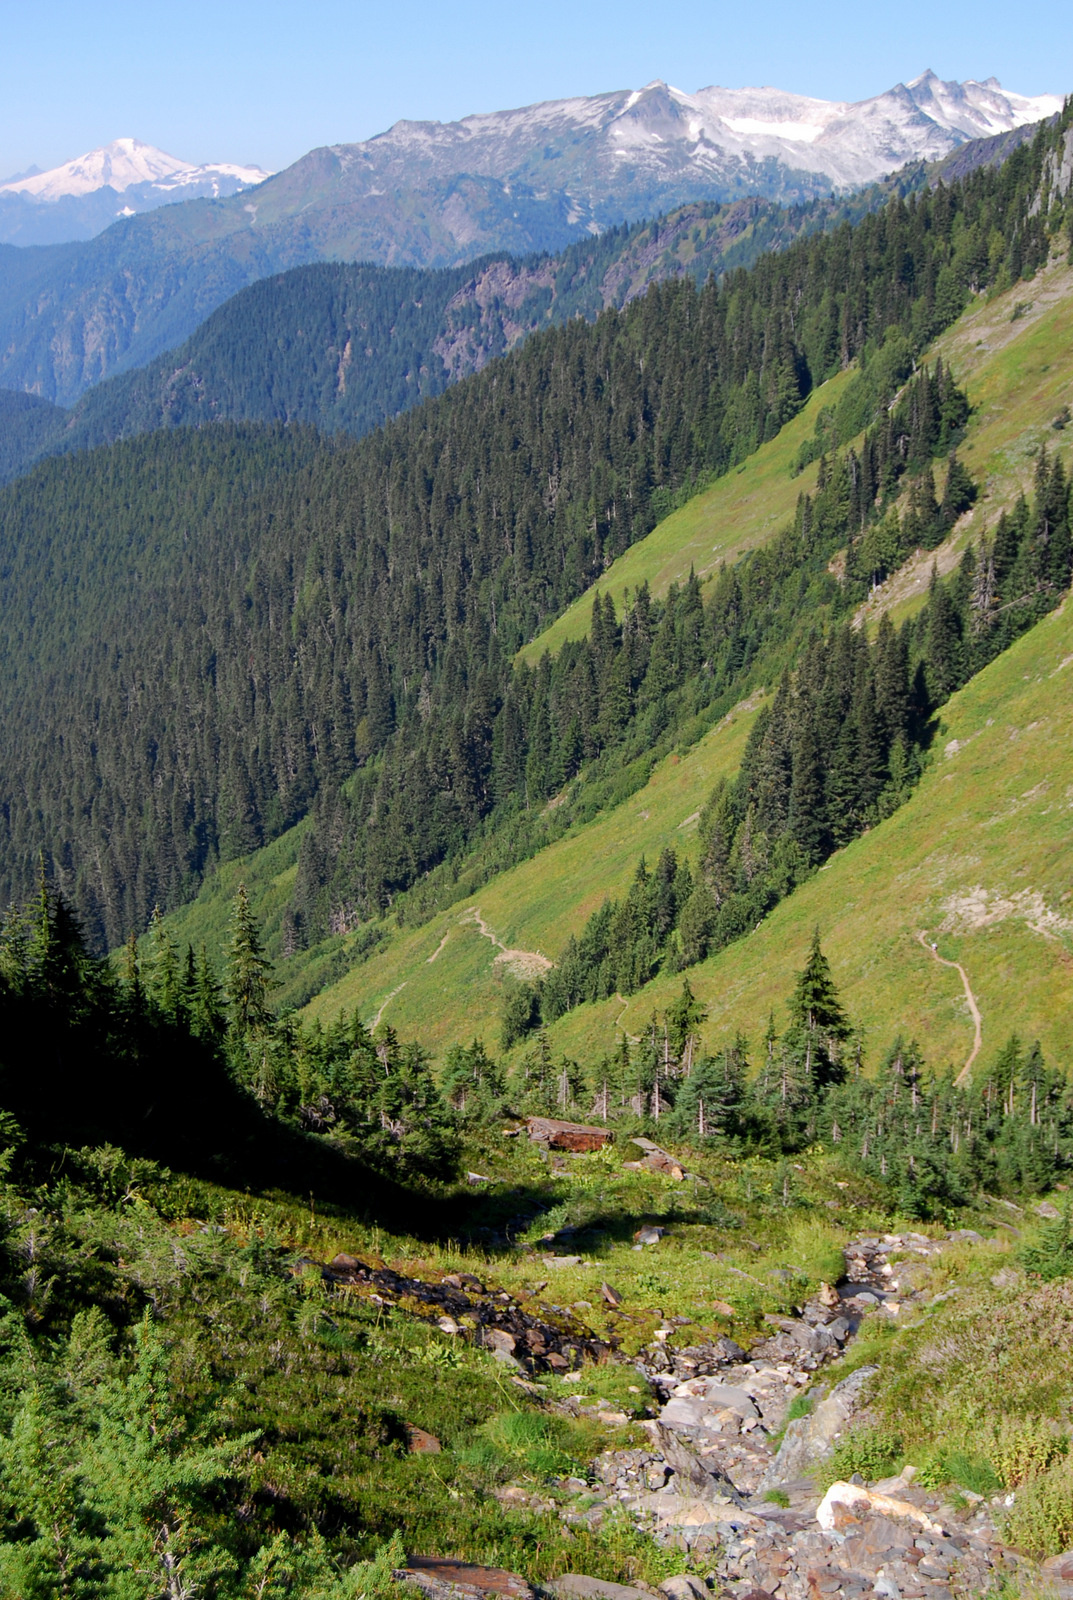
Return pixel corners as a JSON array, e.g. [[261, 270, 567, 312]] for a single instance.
[[0, 171, 931, 478], [0, 109, 1070, 957]]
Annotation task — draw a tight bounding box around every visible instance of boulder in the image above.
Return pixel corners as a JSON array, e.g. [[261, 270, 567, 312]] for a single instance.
[[657, 1425, 745, 1505], [815, 1481, 945, 1535], [401, 1557, 534, 1598], [405, 1425, 442, 1454], [485, 1328, 517, 1354], [526, 1117, 613, 1152], [757, 1367, 876, 1490], [551, 1577, 653, 1600], [658, 1578, 709, 1600]]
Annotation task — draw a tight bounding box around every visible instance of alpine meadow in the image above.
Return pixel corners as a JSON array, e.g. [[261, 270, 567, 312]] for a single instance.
[[1, 69, 1073, 1600]]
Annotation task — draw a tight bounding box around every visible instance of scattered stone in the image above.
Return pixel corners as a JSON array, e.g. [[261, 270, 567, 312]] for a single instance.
[[711, 1299, 737, 1318], [405, 1425, 442, 1454], [637, 1225, 666, 1245], [661, 1385, 760, 1429], [1036, 1201, 1061, 1219], [601, 1283, 623, 1307], [317, 1255, 608, 1374], [946, 1229, 983, 1243]]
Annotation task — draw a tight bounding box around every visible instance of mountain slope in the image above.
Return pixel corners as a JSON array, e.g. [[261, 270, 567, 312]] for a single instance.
[[0, 137, 269, 246], [294, 590, 1073, 1073], [156, 256, 1073, 1074], [304, 262, 1073, 1056], [2, 192, 877, 471], [0, 78, 1059, 405], [1, 110, 1067, 960], [548, 594, 1073, 1075]]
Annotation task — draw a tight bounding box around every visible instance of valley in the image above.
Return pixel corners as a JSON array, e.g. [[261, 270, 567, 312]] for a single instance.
[[0, 84, 1071, 1600]]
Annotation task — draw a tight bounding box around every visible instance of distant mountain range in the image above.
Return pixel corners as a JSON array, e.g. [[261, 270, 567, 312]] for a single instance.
[[0, 137, 269, 246], [0, 72, 1060, 404]]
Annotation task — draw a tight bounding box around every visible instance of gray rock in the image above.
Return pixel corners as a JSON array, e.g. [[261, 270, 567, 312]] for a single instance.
[[660, 1386, 759, 1428], [714, 1336, 747, 1361], [658, 1578, 709, 1600], [551, 1577, 654, 1600], [757, 1367, 877, 1491], [792, 1323, 838, 1354], [657, 1425, 746, 1506], [946, 1229, 983, 1243], [1036, 1202, 1061, 1220]]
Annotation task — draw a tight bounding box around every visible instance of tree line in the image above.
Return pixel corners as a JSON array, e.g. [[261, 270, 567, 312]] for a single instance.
[[500, 435, 1070, 1038], [3, 872, 1068, 1224]]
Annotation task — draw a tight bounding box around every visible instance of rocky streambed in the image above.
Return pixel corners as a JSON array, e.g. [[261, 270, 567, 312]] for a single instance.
[[393, 1228, 1073, 1600]]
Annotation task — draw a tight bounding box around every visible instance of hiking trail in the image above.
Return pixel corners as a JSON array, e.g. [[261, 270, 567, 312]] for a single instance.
[[368, 983, 406, 1031], [460, 907, 553, 981], [916, 930, 982, 1084]]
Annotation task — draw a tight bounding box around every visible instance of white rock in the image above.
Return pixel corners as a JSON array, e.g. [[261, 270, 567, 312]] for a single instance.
[[816, 1480, 945, 1534]]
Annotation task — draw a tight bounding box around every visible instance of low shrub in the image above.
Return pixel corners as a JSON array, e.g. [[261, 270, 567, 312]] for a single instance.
[[991, 1415, 1069, 1488], [818, 1426, 904, 1489], [1001, 1455, 1073, 1557]]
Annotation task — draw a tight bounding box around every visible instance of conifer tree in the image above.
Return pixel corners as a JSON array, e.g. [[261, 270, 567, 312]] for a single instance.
[[224, 885, 275, 1039]]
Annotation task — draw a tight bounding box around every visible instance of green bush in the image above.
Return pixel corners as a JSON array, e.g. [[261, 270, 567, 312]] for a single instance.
[[992, 1415, 1069, 1489], [1020, 1205, 1073, 1282], [1001, 1455, 1073, 1557], [820, 1426, 904, 1488], [931, 1451, 1000, 1495], [455, 1411, 579, 1484]]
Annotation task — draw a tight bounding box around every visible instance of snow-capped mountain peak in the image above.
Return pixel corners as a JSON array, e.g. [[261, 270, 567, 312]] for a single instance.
[[0, 138, 269, 202], [360, 72, 1061, 197]]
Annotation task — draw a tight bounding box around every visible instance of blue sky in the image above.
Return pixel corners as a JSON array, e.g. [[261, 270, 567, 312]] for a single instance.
[[2, 0, 1070, 178]]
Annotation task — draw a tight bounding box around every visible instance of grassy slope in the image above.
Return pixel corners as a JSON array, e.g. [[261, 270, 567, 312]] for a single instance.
[[547, 593, 1073, 1074], [303, 697, 762, 1048], [517, 369, 856, 665], [858, 256, 1073, 630]]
